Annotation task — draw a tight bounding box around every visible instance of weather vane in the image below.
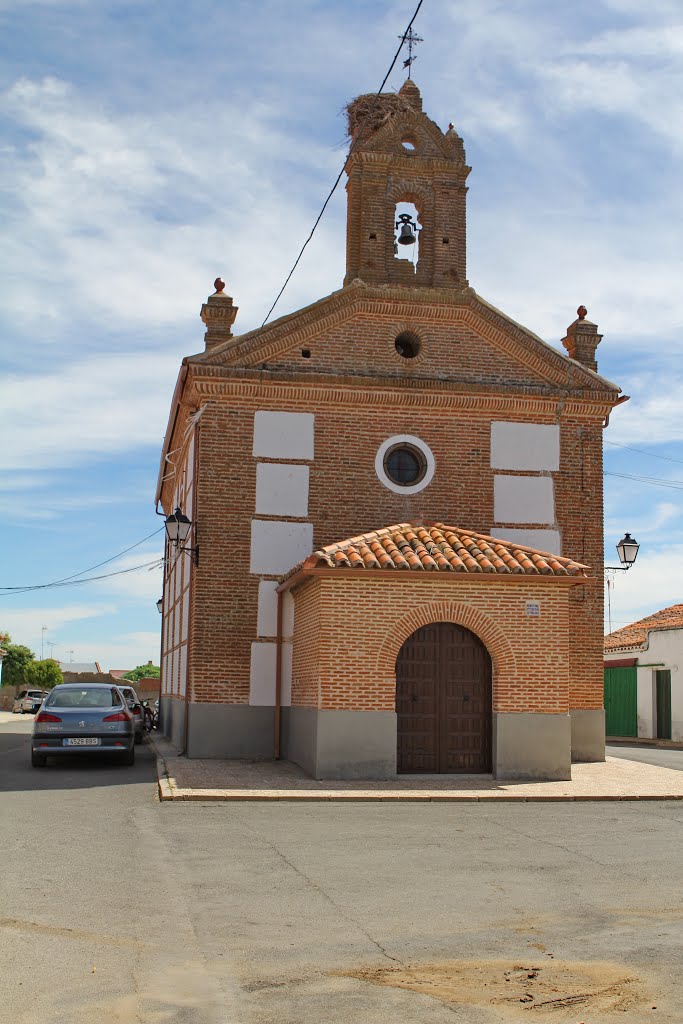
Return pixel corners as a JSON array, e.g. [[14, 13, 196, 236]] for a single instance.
[[399, 27, 423, 78]]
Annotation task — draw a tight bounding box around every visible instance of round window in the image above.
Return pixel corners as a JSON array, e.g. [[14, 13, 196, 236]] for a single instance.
[[375, 434, 435, 495], [395, 331, 420, 359], [384, 444, 426, 486]]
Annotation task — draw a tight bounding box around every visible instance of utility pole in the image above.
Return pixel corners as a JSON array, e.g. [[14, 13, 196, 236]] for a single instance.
[[41, 626, 48, 661]]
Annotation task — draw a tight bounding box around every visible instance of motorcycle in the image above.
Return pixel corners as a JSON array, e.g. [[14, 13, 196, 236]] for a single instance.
[[141, 699, 159, 732]]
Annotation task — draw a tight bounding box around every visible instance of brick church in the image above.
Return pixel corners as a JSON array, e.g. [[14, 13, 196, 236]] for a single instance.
[[156, 79, 624, 780]]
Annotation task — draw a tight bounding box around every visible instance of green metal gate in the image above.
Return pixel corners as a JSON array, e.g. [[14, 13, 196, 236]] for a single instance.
[[604, 666, 637, 737], [656, 670, 672, 740]]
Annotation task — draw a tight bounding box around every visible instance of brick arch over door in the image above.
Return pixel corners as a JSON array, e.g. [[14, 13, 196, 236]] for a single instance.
[[375, 600, 516, 708]]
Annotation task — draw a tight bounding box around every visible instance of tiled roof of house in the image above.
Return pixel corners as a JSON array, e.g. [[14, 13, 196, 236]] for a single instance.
[[604, 603, 683, 652], [296, 523, 590, 578], [57, 661, 101, 674]]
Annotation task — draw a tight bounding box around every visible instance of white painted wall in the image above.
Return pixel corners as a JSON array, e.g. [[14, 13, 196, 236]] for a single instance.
[[257, 580, 279, 637], [493, 475, 555, 525], [491, 422, 560, 471], [255, 463, 309, 517], [489, 527, 562, 556], [253, 411, 314, 460], [605, 627, 683, 740], [250, 520, 314, 575]]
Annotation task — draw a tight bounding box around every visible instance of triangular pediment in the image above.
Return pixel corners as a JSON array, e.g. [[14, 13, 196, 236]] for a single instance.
[[190, 281, 620, 397]]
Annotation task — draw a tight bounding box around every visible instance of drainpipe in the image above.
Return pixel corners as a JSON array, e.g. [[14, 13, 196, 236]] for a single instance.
[[274, 588, 283, 760], [180, 418, 200, 757]]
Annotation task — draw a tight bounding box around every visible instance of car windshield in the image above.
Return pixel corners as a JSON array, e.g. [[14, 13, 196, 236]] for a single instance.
[[46, 687, 123, 708]]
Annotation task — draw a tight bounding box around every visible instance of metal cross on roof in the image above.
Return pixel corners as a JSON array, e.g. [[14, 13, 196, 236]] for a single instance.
[[399, 27, 423, 78]]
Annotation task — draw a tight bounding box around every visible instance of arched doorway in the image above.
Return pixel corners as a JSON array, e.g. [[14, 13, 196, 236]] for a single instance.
[[396, 622, 492, 773]]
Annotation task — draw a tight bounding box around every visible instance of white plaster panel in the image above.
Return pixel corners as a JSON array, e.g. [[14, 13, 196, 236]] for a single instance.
[[494, 475, 555, 525], [282, 591, 295, 640], [250, 520, 313, 575], [255, 463, 309, 517], [179, 644, 187, 697], [182, 587, 190, 644], [490, 528, 562, 555], [491, 422, 560, 471], [249, 642, 277, 706], [257, 580, 279, 637], [281, 642, 293, 706], [253, 411, 314, 460]]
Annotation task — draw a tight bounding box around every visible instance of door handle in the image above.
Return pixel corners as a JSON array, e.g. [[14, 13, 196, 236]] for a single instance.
[[463, 694, 470, 702]]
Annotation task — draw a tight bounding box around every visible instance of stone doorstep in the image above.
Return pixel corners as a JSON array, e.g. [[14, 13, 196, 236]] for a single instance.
[[608, 737, 683, 750], [151, 740, 683, 803]]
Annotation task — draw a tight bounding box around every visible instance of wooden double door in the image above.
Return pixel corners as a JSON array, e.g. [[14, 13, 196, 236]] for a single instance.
[[396, 622, 492, 773]]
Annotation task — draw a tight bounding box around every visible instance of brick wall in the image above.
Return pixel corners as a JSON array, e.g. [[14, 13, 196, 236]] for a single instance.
[[290, 574, 575, 713]]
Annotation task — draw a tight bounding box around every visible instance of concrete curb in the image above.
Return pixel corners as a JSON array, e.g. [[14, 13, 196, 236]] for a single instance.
[[148, 735, 683, 803]]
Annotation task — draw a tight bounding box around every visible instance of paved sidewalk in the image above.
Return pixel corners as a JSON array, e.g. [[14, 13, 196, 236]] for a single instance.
[[150, 734, 683, 802]]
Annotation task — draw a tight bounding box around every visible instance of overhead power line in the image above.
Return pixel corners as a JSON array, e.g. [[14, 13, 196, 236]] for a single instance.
[[605, 440, 683, 466], [0, 526, 164, 593], [604, 470, 683, 491], [0, 558, 164, 598], [261, 0, 425, 326]]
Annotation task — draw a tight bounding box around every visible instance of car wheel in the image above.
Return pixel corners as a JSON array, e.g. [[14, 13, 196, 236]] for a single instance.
[[122, 747, 135, 766], [31, 751, 47, 768]]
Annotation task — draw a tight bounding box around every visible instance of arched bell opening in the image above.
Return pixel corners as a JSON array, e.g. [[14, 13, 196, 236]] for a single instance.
[[395, 621, 492, 774], [393, 201, 420, 267]]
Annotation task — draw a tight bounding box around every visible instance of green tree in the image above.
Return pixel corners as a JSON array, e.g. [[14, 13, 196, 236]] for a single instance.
[[1, 641, 36, 687], [123, 662, 160, 682], [24, 659, 63, 690]]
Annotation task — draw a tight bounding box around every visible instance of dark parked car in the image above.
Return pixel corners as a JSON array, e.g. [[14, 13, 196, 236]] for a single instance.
[[31, 683, 135, 767], [12, 689, 48, 714]]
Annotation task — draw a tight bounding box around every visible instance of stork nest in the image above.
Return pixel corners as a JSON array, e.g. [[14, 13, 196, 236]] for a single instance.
[[346, 92, 416, 139]]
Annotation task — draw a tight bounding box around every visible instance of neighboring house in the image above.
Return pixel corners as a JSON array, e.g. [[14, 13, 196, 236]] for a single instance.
[[109, 670, 133, 680], [57, 662, 101, 675], [156, 79, 624, 780], [604, 604, 683, 741]]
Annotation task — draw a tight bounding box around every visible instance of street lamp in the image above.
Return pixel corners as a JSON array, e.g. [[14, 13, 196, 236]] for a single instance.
[[606, 533, 640, 571], [156, 597, 163, 613], [164, 507, 198, 565]]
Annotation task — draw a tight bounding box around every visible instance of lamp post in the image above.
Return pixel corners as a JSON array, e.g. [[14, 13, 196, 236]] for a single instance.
[[605, 533, 640, 633], [164, 507, 198, 565], [41, 626, 48, 660]]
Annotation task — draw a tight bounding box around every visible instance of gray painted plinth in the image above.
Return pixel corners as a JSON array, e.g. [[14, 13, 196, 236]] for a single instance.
[[494, 712, 571, 781], [160, 697, 186, 752], [282, 707, 397, 779], [186, 702, 275, 759], [570, 708, 606, 763]]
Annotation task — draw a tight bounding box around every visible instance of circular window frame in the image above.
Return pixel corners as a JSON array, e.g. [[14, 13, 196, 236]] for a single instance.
[[386, 323, 427, 366], [375, 435, 436, 494]]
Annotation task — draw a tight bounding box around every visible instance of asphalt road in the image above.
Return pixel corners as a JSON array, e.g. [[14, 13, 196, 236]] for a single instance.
[[606, 743, 683, 772], [1, 711, 682, 1023]]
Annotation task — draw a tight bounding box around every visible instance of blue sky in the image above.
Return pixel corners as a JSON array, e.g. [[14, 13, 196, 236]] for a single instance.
[[1, 0, 682, 667]]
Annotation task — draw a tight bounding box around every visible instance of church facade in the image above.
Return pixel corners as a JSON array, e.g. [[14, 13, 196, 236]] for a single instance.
[[156, 80, 624, 780]]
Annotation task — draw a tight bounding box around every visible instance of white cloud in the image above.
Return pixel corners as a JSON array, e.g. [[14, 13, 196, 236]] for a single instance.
[[61, 631, 161, 674], [604, 543, 683, 631], [0, 351, 178, 471], [0, 603, 115, 646], [91, 550, 164, 603]]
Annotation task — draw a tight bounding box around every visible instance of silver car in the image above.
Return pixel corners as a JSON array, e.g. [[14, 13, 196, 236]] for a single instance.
[[117, 685, 145, 744], [31, 683, 135, 768], [13, 689, 48, 714]]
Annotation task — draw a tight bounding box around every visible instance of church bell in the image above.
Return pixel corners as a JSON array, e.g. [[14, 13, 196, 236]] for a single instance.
[[396, 212, 417, 246]]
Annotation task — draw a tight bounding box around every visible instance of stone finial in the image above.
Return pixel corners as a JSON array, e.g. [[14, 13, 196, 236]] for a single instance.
[[200, 279, 238, 351], [562, 307, 602, 372]]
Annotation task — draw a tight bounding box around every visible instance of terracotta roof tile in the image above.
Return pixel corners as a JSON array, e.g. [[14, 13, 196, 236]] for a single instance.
[[301, 523, 590, 578], [604, 603, 683, 652]]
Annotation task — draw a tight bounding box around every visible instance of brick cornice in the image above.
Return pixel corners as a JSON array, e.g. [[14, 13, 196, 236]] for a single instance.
[[186, 368, 616, 418]]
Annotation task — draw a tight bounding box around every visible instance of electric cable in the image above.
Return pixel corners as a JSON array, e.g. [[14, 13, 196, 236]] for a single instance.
[[0, 526, 164, 592], [604, 470, 683, 491], [0, 558, 164, 598], [261, 0, 425, 326], [605, 440, 683, 466]]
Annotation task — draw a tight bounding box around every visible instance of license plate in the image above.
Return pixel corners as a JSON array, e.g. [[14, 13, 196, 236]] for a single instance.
[[63, 738, 100, 746]]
